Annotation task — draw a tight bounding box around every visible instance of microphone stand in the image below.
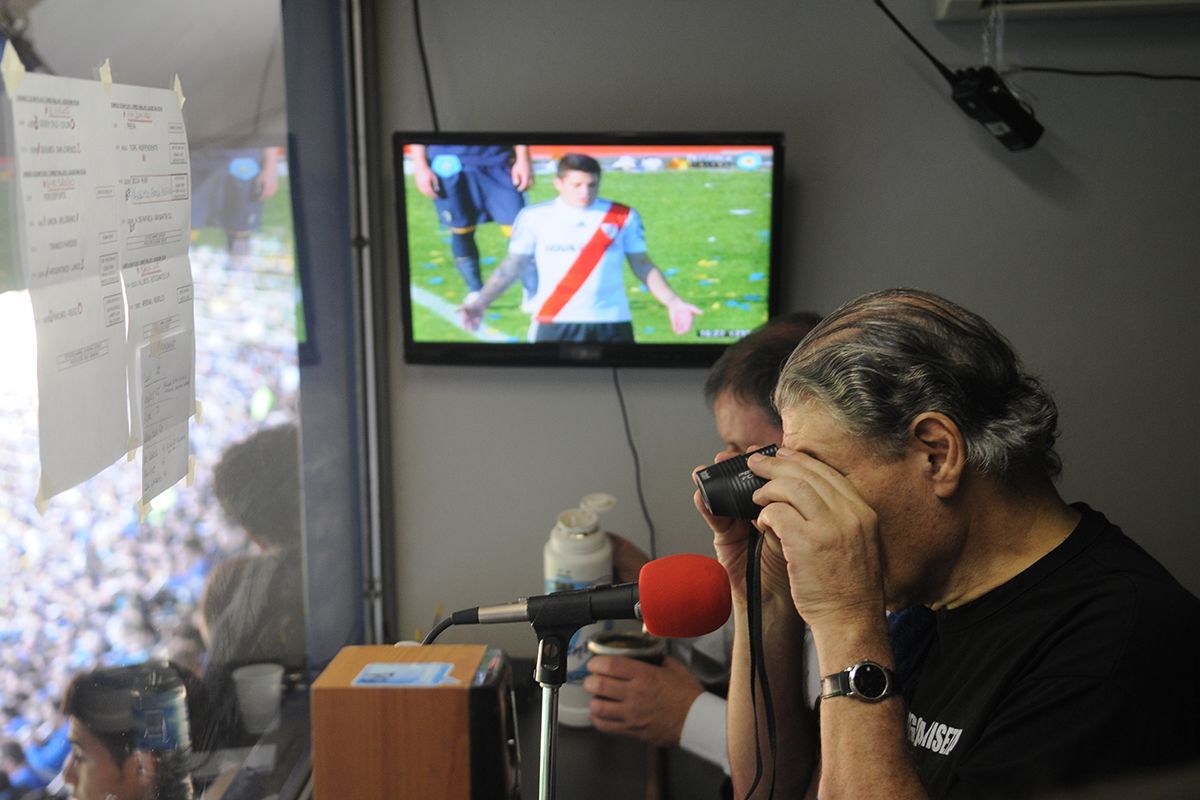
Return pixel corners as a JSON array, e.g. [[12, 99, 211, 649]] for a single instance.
[[452, 583, 639, 798], [531, 619, 583, 800]]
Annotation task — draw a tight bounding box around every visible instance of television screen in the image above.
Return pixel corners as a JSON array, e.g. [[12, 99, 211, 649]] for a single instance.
[[393, 132, 783, 367]]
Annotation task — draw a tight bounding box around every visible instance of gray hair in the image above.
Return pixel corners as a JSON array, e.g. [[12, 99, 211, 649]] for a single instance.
[[773, 288, 1061, 482]]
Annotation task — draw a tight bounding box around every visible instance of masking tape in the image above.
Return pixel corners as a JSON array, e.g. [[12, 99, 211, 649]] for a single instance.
[[34, 473, 52, 515], [97, 58, 113, 93], [1, 40, 26, 95]]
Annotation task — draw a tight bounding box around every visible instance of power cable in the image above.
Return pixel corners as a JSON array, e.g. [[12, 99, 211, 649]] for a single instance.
[[1010, 65, 1200, 82], [611, 368, 658, 560], [411, 0, 440, 131]]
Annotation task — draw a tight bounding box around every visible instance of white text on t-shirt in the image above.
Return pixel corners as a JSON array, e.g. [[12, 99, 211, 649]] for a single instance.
[[908, 712, 964, 756]]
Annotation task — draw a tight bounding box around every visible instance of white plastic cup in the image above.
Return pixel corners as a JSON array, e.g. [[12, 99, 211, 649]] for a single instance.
[[231, 663, 284, 735]]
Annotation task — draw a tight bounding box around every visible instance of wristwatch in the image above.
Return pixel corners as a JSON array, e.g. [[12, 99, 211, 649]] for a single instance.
[[820, 659, 896, 703]]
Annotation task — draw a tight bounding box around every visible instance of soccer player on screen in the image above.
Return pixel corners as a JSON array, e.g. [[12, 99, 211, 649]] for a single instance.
[[458, 153, 702, 343], [410, 144, 534, 304]]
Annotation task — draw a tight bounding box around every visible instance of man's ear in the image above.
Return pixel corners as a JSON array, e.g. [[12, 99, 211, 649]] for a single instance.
[[910, 412, 966, 498]]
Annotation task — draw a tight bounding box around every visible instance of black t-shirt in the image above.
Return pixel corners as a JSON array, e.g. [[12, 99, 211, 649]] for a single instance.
[[908, 504, 1200, 798]]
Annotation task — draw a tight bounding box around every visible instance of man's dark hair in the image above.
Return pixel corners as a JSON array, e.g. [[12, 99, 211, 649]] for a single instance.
[[705, 311, 822, 426], [62, 662, 199, 800], [556, 153, 602, 178], [212, 423, 301, 549]]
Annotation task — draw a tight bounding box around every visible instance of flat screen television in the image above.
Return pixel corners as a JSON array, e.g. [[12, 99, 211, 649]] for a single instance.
[[393, 131, 783, 367]]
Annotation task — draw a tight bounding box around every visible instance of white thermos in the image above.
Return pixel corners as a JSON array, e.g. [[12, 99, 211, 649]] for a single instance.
[[543, 493, 615, 727]]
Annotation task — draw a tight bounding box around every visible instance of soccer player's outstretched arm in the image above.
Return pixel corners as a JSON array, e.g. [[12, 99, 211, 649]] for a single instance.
[[628, 252, 703, 335], [457, 253, 533, 331]]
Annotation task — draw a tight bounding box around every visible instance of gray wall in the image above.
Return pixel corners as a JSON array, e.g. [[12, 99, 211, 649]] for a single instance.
[[375, 0, 1200, 657]]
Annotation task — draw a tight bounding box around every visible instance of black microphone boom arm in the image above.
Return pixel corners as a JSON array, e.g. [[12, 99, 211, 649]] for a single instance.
[[450, 582, 642, 629]]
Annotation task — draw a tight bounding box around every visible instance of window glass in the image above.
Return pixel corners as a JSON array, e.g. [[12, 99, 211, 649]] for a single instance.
[[1, 4, 305, 796]]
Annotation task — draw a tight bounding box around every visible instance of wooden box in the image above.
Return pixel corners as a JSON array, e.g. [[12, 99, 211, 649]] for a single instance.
[[310, 644, 517, 800]]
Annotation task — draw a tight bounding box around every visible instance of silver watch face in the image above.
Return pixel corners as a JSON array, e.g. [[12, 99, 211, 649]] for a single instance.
[[849, 661, 891, 700]]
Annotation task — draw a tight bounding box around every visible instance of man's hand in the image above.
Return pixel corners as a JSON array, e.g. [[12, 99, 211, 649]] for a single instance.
[[629, 255, 701, 334], [747, 447, 886, 630], [409, 145, 440, 198], [666, 297, 703, 335], [607, 533, 651, 584], [745, 448, 924, 800], [457, 254, 530, 332], [457, 296, 486, 331], [511, 152, 533, 192], [695, 451, 821, 799], [585, 655, 705, 748], [693, 450, 793, 606], [414, 164, 439, 198]]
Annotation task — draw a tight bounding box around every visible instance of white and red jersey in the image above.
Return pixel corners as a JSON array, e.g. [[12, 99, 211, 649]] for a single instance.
[[509, 197, 647, 323]]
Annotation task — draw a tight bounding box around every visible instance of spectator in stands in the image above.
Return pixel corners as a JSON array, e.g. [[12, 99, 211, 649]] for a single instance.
[[1, 741, 45, 797], [198, 423, 305, 744], [61, 662, 198, 800]]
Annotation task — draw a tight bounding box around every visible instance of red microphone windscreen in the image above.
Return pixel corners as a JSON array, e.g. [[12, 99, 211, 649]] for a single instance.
[[638, 554, 732, 638]]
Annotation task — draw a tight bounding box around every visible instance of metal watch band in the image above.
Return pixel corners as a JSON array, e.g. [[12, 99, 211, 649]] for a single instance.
[[819, 671, 851, 699], [819, 659, 896, 703]]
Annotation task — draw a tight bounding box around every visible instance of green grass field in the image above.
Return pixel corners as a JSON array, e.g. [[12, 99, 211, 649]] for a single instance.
[[0, 175, 19, 292], [404, 166, 774, 344]]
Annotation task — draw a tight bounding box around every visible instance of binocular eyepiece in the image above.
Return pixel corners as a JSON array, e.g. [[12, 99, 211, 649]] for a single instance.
[[694, 444, 778, 520]]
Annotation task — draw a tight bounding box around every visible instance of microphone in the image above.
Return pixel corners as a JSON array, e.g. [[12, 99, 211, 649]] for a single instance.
[[639, 553, 732, 638], [448, 553, 731, 639]]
